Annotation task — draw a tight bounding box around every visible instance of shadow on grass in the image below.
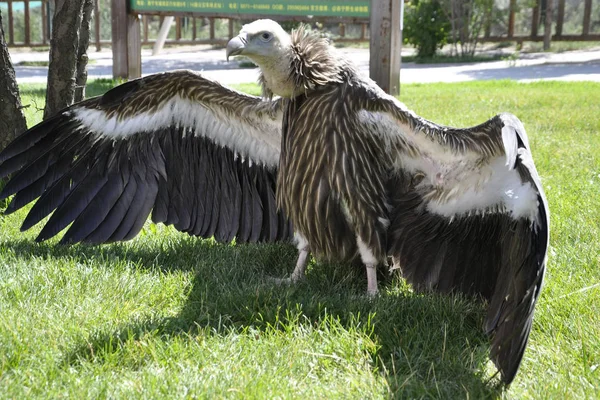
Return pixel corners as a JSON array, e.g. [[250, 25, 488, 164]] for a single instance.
[[5, 236, 504, 398]]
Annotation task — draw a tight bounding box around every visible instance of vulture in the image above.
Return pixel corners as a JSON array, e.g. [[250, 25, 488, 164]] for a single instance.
[[0, 19, 548, 385]]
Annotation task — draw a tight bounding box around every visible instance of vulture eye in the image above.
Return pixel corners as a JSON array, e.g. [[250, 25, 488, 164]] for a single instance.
[[260, 32, 272, 42]]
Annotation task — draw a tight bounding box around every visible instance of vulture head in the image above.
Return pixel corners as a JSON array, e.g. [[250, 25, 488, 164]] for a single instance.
[[226, 19, 347, 98]]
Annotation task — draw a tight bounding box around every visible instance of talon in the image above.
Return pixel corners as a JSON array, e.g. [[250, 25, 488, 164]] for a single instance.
[[269, 273, 305, 286], [290, 271, 306, 283], [269, 276, 294, 286]]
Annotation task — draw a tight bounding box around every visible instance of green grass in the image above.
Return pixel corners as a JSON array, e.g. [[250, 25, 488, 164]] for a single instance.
[[521, 41, 600, 53], [402, 54, 506, 64], [2, 79, 599, 399], [15, 60, 97, 67], [14, 60, 51, 67]]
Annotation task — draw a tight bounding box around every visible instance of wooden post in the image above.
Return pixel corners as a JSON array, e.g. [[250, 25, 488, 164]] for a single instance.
[[7, 0, 14, 45], [556, 0, 565, 37], [484, 6, 492, 38], [508, 0, 516, 38], [192, 17, 197, 41], [543, 0, 553, 50], [143, 15, 149, 43], [369, 0, 401, 96], [24, 0, 30, 45], [583, 0, 592, 35], [94, 0, 100, 51], [228, 18, 234, 39], [127, 14, 141, 78], [209, 17, 215, 39], [42, 0, 48, 44], [176, 16, 181, 40], [111, 0, 128, 78], [46, 0, 52, 43], [531, 0, 540, 37]]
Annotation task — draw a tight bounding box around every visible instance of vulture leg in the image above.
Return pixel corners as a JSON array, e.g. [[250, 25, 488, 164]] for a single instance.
[[271, 234, 309, 284], [289, 233, 310, 282], [357, 236, 379, 296], [391, 256, 402, 273], [270, 249, 308, 285], [291, 245, 310, 282], [366, 264, 378, 296]]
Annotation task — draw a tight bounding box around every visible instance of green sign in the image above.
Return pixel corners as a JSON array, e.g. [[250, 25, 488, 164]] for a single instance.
[[129, 1, 370, 18]]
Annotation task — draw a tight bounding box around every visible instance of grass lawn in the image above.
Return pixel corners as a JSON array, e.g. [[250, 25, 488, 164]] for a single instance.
[[1, 79, 599, 399]]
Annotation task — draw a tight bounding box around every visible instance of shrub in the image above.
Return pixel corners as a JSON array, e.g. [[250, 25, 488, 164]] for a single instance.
[[403, 0, 451, 59], [440, 0, 495, 57]]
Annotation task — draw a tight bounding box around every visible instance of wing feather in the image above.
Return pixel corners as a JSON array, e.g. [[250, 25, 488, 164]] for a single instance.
[[249, 166, 265, 243], [361, 92, 549, 384], [0, 112, 65, 166], [61, 166, 127, 244], [0, 70, 292, 245], [84, 163, 136, 243], [206, 145, 223, 239], [236, 159, 254, 243]]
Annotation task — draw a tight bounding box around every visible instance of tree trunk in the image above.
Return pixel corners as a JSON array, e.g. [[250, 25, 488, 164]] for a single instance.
[[74, 0, 94, 102], [0, 10, 28, 151], [44, 0, 86, 119]]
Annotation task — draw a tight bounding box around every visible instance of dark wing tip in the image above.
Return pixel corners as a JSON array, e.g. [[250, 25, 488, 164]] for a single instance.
[[1, 71, 286, 246]]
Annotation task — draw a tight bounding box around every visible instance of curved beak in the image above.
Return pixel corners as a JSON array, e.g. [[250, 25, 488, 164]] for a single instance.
[[226, 34, 247, 61]]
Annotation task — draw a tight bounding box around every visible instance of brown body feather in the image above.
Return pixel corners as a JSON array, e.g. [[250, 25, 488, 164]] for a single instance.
[[275, 27, 507, 260], [277, 84, 390, 261]]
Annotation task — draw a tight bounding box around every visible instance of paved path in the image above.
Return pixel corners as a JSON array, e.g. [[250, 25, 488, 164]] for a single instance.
[[10, 45, 600, 85]]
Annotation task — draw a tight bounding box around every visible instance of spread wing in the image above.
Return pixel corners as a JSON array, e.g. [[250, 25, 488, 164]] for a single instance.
[[0, 70, 292, 244], [361, 91, 549, 384]]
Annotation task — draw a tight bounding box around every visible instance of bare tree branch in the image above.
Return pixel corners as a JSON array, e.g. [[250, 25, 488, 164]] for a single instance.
[[441, 0, 492, 57]]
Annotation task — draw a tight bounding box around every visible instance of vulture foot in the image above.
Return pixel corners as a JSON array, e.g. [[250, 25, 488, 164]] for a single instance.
[[268, 246, 310, 286], [269, 274, 304, 286], [366, 264, 379, 297]]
